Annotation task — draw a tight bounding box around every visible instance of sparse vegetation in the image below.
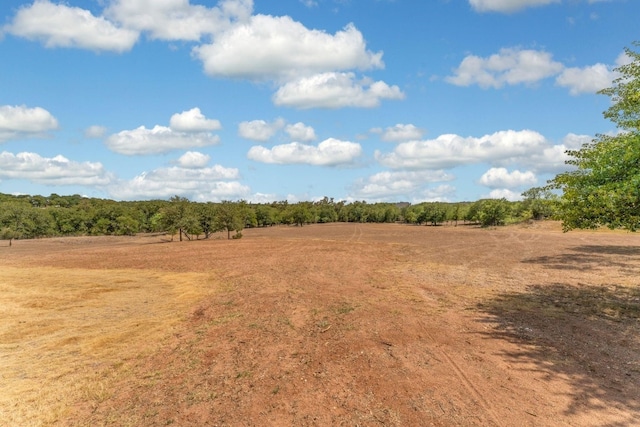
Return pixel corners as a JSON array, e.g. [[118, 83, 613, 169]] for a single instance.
[[1, 223, 638, 426]]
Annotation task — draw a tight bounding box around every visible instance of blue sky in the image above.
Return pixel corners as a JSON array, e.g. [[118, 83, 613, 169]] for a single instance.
[[0, 0, 637, 203]]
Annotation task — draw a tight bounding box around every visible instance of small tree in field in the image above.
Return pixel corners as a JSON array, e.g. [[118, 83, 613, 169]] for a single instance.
[[215, 201, 244, 239], [1, 227, 17, 246], [470, 199, 511, 227], [159, 196, 201, 241]]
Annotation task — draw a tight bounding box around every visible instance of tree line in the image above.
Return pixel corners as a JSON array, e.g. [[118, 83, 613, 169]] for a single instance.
[[3, 41, 638, 242], [0, 191, 559, 244]]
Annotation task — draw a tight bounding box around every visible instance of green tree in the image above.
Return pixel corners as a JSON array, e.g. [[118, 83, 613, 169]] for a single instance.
[[159, 196, 201, 241], [315, 197, 338, 223], [215, 201, 244, 239], [292, 203, 313, 226], [520, 187, 557, 221], [0, 202, 53, 239], [0, 227, 18, 246], [550, 42, 640, 231], [255, 205, 278, 227], [196, 203, 218, 238], [470, 199, 511, 227]]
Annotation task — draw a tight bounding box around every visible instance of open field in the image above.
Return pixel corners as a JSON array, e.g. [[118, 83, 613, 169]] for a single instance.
[[1, 222, 639, 426]]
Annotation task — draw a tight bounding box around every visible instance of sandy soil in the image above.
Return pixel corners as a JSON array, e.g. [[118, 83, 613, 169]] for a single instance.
[[1, 222, 639, 426]]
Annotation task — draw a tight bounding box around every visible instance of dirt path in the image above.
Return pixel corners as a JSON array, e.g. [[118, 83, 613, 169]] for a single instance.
[[1, 222, 639, 426]]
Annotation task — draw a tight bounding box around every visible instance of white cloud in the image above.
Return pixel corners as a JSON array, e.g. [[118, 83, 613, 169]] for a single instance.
[[84, 125, 107, 139], [170, 108, 222, 132], [0, 151, 112, 186], [106, 125, 220, 155], [349, 170, 454, 201], [478, 167, 537, 188], [521, 133, 591, 173], [556, 63, 618, 95], [273, 72, 404, 109], [246, 192, 279, 204], [374, 124, 424, 142], [561, 132, 592, 150], [108, 153, 247, 201], [486, 188, 523, 202], [412, 185, 457, 203], [447, 48, 564, 89], [104, 0, 253, 42], [238, 119, 285, 141], [285, 122, 317, 142], [193, 17, 383, 81], [177, 151, 211, 168], [247, 138, 362, 166], [6, 2, 400, 110], [376, 130, 547, 170], [469, 0, 559, 13], [0, 105, 59, 142], [5, 0, 139, 52]]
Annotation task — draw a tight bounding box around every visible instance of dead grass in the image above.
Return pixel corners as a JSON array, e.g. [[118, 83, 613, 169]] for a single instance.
[[1, 223, 639, 426], [0, 266, 218, 426]]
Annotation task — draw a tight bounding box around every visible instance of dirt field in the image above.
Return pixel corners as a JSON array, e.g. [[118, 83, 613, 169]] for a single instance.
[[1, 222, 639, 426]]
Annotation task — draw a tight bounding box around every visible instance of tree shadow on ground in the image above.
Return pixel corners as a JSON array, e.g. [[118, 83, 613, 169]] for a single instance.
[[476, 282, 640, 425], [523, 245, 640, 272]]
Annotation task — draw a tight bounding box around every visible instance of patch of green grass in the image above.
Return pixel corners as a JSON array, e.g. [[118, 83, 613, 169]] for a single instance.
[[334, 302, 355, 315], [279, 317, 294, 329], [235, 370, 252, 379]]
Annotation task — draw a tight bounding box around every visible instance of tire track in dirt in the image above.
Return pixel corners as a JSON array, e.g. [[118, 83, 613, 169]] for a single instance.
[[346, 223, 363, 243], [418, 320, 504, 427]]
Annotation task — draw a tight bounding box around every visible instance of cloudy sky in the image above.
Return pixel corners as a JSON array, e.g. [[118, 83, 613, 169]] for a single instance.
[[0, 0, 637, 203]]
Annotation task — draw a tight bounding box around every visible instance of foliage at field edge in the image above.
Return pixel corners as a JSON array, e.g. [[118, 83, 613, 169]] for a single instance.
[[549, 42, 640, 232], [0, 191, 557, 242]]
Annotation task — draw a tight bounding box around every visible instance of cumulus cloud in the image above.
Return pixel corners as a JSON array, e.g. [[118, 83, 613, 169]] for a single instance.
[[521, 132, 591, 173], [108, 153, 247, 201], [111, 174, 249, 201], [84, 125, 107, 139], [273, 72, 404, 109], [105, 0, 253, 41], [556, 63, 618, 95], [0, 151, 112, 186], [349, 170, 454, 201], [177, 151, 211, 168], [376, 130, 547, 170], [0, 105, 59, 142], [193, 17, 383, 81], [556, 52, 629, 95], [6, 1, 400, 110], [447, 48, 563, 89], [170, 108, 222, 132], [447, 46, 627, 96], [478, 167, 537, 188], [373, 124, 424, 142], [486, 188, 524, 201], [5, 0, 139, 52], [285, 122, 317, 142], [247, 138, 362, 166], [106, 125, 220, 155], [238, 118, 285, 141], [469, 0, 559, 13]]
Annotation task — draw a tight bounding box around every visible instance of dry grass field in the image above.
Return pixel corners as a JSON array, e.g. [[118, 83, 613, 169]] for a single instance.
[[1, 222, 639, 426]]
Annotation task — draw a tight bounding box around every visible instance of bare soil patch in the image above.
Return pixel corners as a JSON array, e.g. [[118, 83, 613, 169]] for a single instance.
[[1, 222, 639, 426]]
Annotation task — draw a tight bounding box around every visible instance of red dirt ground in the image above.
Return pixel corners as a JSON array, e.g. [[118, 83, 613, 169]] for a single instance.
[[2, 222, 640, 426]]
